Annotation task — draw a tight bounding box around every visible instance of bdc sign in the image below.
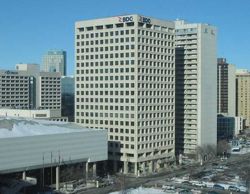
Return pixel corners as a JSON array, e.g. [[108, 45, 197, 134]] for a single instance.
[[118, 16, 133, 23], [139, 16, 151, 24], [118, 15, 151, 24]]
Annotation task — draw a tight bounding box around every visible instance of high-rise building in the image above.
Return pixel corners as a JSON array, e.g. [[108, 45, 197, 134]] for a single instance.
[[38, 72, 61, 110], [43, 50, 66, 76], [75, 15, 175, 175], [236, 69, 250, 126], [0, 64, 61, 110], [175, 20, 217, 155], [217, 58, 236, 116], [61, 76, 75, 121], [0, 70, 34, 109]]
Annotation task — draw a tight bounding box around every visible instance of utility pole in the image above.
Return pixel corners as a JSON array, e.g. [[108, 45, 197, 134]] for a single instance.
[[51, 152, 53, 186], [42, 152, 45, 191]]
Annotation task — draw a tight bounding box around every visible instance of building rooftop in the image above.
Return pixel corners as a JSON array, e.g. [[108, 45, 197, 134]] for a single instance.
[[0, 117, 98, 139]]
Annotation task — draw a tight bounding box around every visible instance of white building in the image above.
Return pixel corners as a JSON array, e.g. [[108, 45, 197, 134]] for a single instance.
[[75, 15, 175, 175], [234, 116, 245, 135], [0, 70, 34, 109], [0, 64, 61, 110], [175, 20, 217, 155], [43, 50, 66, 76], [0, 117, 107, 189], [38, 71, 61, 110], [0, 108, 67, 122]]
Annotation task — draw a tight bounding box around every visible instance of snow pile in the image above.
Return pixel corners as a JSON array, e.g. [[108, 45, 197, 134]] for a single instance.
[[0, 117, 91, 138], [109, 187, 166, 194]]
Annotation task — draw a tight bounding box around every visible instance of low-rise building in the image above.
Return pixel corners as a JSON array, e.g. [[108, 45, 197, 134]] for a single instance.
[[0, 117, 107, 189], [217, 114, 235, 140], [0, 108, 67, 122]]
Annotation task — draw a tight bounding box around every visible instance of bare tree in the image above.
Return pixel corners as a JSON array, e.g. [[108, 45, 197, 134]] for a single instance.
[[206, 144, 217, 161], [195, 144, 217, 164], [217, 140, 230, 156]]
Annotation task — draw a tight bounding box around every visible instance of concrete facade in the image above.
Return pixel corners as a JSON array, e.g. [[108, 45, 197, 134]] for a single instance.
[[38, 72, 61, 110], [236, 69, 250, 126], [0, 64, 61, 111], [0, 109, 67, 121], [175, 20, 217, 155], [75, 15, 175, 175], [0, 70, 34, 109]]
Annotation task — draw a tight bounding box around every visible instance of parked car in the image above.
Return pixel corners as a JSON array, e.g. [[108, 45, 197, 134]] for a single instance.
[[194, 181, 206, 187], [213, 184, 224, 190], [179, 189, 192, 194], [206, 191, 219, 194], [228, 185, 240, 192]]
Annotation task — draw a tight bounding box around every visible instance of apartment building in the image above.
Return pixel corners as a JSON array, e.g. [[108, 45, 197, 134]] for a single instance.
[[175, 20, 217, 155], [217, 58, 236, 116], [236, 69, 250, 126], [75, 15, 175, 175]]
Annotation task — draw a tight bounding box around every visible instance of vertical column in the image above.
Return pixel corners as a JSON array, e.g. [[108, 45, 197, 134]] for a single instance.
[[134, 162, 138, 176], [93, 163, 96, 178], [142, 162, 146, 174], [123, 161, 128, 174], [56, 166, 60, 190], [85, 162, 89, 181], [22, 171, 26, 180], [149, 161, 153, 173]]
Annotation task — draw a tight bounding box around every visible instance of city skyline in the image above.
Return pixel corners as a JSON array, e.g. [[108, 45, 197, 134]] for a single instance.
[[0, 0, 250, 75]]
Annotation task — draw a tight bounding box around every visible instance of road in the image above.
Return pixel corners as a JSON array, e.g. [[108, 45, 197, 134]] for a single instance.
[[77, 153, 250, 194]]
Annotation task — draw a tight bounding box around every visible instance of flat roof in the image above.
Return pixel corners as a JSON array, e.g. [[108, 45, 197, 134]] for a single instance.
[[0, 117, 98, 139]]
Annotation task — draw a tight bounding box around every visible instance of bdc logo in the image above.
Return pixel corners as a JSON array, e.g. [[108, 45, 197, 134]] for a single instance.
[[118, 16, 133, 23], [139, 16, 151, 24]]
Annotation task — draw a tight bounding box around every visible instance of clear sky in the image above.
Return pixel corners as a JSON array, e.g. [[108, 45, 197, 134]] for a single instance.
[[0, 0, 250, 75]]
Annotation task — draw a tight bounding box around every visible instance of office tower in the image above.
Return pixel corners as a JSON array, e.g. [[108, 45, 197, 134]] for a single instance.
[[61, 76, 75, 121], [236, 69, 250, 126], [175, 20, 217, 155], [0, 64, 61, 110], [43, 50, 67, 76], [0, 70, 34, 109], [75, 15, 175, 175], [38, 72, 61, 110], [217, 58, 236, 116]]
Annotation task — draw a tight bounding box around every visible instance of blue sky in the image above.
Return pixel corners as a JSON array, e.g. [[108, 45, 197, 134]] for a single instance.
[[0, 0, 250, 75]]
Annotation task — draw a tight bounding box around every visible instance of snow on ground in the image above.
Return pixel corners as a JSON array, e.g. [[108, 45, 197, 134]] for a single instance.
[[109, 187, 166, 194]]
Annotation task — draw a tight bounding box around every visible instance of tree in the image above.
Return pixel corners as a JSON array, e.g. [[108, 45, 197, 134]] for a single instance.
[[195, 144, 217, 164], [217, 140, 230, 156]]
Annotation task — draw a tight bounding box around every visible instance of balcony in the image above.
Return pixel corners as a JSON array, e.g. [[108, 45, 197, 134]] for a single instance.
[[184, 70, 197, 75]]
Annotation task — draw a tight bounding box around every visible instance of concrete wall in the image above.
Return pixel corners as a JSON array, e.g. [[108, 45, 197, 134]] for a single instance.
[[198, 24, 217, 147], [0, 130, 107, 173]]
